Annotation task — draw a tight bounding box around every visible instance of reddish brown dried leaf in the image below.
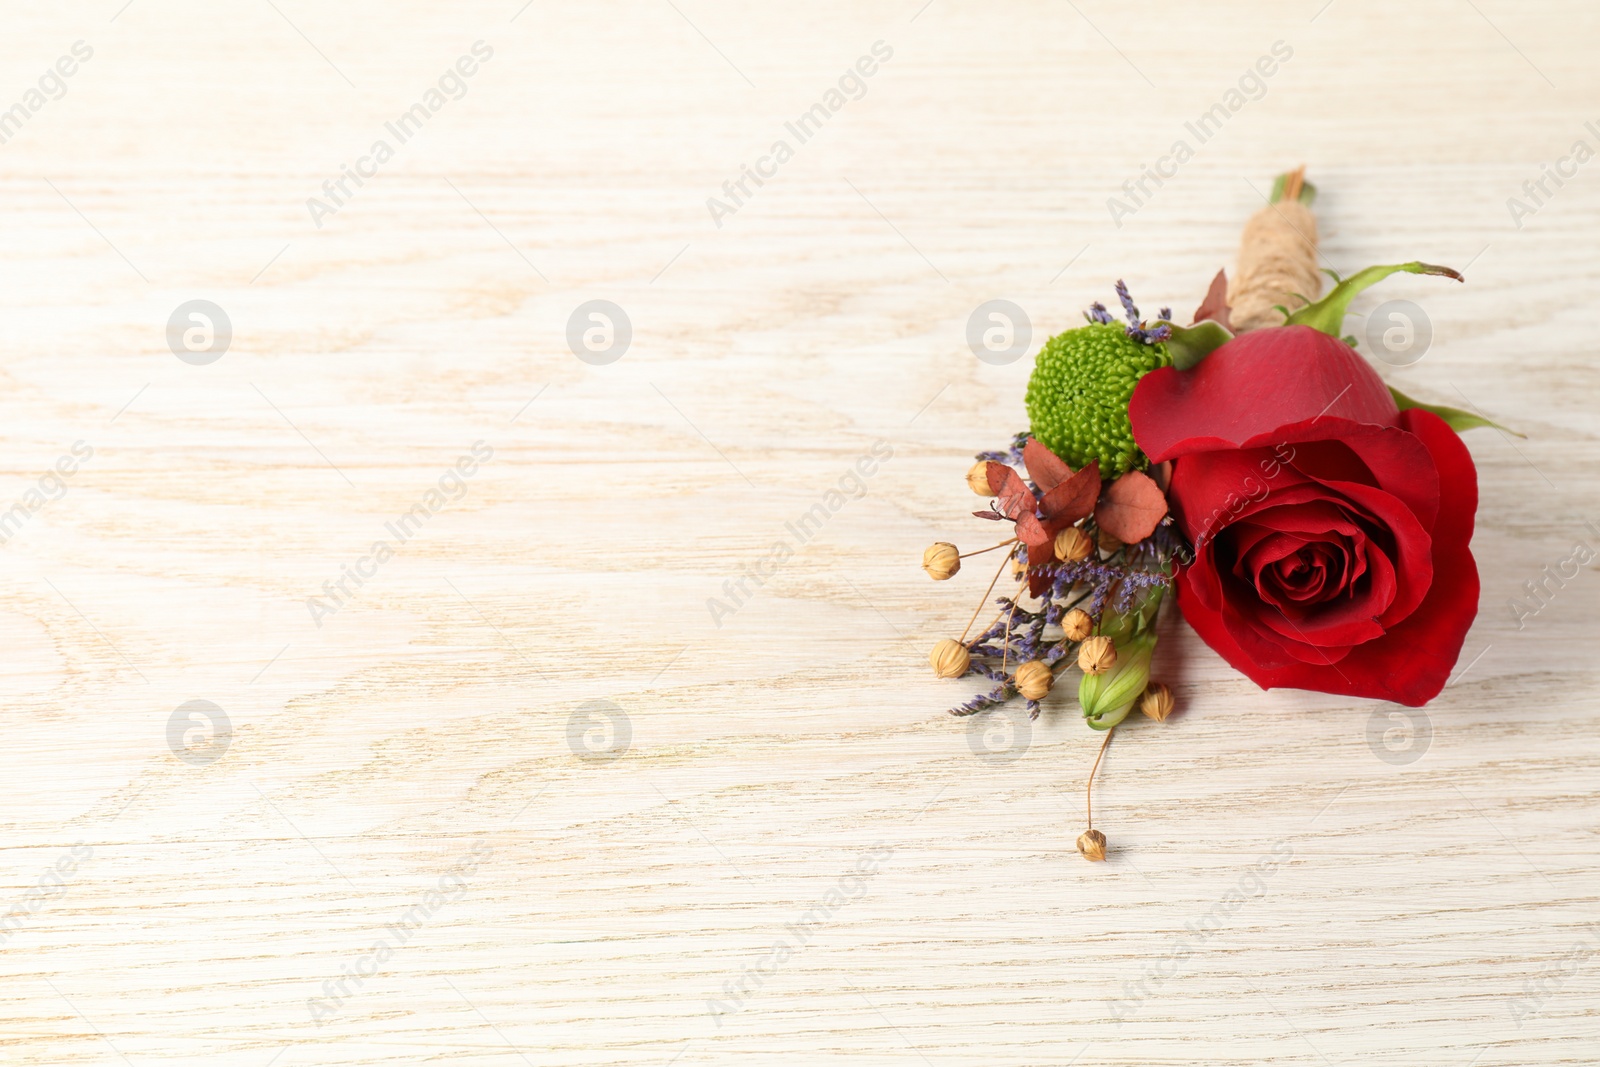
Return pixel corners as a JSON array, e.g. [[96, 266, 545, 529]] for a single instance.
[[972, 509, 1004, 521], [1014, 512, 1050, 557], [1039, 460, 1101, 527], [1094, 470, 1168, 544], [1025, 554, 1054, 597], [986, 462, 1035, 522], [1011, 516, 1055, 595], [1192, 268, 1232, 332], [1022, 437, 1072, 493]]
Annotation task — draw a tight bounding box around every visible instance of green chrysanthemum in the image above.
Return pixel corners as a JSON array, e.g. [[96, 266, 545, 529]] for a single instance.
[[1024, 323, 1170, 476]]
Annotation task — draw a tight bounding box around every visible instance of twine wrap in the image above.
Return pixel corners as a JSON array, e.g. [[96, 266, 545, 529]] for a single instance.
[[1228, 169, 1321, 332]]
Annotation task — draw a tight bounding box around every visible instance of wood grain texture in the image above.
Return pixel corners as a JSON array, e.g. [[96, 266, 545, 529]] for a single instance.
[[1, 1, 1597, 1064]]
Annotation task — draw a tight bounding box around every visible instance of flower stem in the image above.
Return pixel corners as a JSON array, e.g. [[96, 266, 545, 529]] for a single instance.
[[958, 538, 1018, 559], [960, 549, 1015, 643], [1086, 726, 1114, 831], [1001, 571, 1024, 674]]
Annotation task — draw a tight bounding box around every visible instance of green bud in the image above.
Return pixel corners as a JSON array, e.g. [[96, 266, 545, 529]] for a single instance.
[[1080, 628, 1155, 730], [1079, 575, 1167, 730]]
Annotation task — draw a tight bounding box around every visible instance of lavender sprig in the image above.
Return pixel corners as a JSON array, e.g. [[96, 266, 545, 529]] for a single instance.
[[951, 684, 1010, 717], [976, 431, 1029, 470], [1107, 280, 1173, 345], [1115, 279, 1141, 327]]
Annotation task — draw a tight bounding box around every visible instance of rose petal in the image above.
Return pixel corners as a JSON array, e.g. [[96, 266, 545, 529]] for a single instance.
[[1252, 561, 1390, 647], [1174, 408, 1478, 706], [1301, 476, 1433, 627], [1231, 500, 1363, 544], [1239, 532, 1345, 607], [1169, 440, 1435, 630], [1259, 541, 1355, 609], [1196, 568, 1357, 668], [1213, 493, 1407, 647], [1185, 534, 1228, 612], [1129, 326, 1399, 463], [1270, 547, 1335, 601], [1263, 440, 1376, 505], [1166, 448, 1302, 546], [1238, 530, 1314, 577], [1265, 422, 1441, 533], [1167, 448, 1325, 546], [1217, 533, 1384, 652]]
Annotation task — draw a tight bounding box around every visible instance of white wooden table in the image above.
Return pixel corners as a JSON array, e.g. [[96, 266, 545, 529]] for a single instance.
[[1, 2, 1596, 1063]]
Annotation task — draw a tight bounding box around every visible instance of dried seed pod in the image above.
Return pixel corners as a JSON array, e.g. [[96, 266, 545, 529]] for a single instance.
[[929, 639, 971, 679], [922, 542, 960, 581], [1097, 528, 1124, 555], [1053, 526, 1094, 562], [966, 461, 995, 495], [1078, 635, 1117, 675], [1140, 682, 1174, 722], [1061, 608, 1094, 643], [1014, 660, 1052, 701], [1077, 829, 1107, 862]]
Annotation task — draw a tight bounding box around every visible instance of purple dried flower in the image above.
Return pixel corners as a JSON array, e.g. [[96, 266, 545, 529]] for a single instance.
[[1115, 279, 1140, 326], [1107, 281, 1174, 346], [950, 684, 1008, 716], [975, 432, 1028, 469]]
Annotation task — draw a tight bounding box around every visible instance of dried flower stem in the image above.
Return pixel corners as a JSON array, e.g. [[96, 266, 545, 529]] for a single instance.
[[960, 549, 1015, 643], [958, 538, 1018, 559], [1282, 165, 1306, 203], [1001, 569, 1025, 674], [1086, 726, 1114, 831]]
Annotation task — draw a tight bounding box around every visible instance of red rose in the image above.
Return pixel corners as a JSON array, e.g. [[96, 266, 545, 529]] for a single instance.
[[1128, 325, 1479, 706]]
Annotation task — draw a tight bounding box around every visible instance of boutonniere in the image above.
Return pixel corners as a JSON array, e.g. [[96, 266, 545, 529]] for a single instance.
[[923, 168, 1513, 861]]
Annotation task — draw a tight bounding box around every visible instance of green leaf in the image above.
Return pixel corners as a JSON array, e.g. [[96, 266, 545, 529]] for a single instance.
[[1389, 386, 1524, 437], [1163, 319, 1233, 370], [1285, 261, 1463, 338]]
